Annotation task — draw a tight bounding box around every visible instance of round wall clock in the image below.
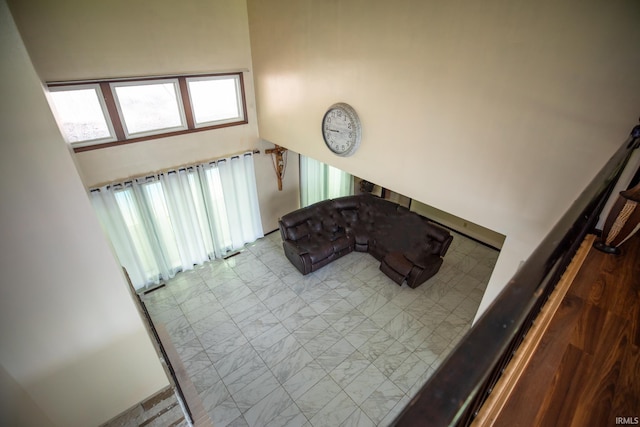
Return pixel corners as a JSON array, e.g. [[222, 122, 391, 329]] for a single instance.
[[322, 102, 362, 157]]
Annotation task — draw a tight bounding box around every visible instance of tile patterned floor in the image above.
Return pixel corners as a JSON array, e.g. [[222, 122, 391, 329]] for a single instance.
[[142, 230, 498, 427]]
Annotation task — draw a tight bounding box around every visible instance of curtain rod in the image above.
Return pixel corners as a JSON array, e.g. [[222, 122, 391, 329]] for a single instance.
[[89, 149, 260, 190]]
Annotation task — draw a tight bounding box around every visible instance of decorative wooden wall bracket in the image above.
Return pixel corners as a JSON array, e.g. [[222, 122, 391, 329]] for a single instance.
[[265, 145, 288, 191]]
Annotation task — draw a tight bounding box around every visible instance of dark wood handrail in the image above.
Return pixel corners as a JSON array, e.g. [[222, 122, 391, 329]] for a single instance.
[[394, 123, 640, 426]]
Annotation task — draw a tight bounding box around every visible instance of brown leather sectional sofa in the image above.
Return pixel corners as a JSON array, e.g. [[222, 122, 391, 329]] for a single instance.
[[278, 194, 453, 288]]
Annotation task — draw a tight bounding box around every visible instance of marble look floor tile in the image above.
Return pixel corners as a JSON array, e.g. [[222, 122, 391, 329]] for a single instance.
[[388, 353, 430, 393], [342, 319, 380, 349], [329, 309, 366, 336], [281, 271, 321, 288], [169, 325, 198, 347], [235, 261, 271, 282], [214, 342, 262, 379], [291, 316, 330, 343], [328, 351, 370, 388], [433, 312, 468, 341], [282, 362, 327, 400], [357, 329, 394, 362], [383, 311, 418, 340], [222, 357, 270, 395], [180, 290, 218, 313], [372, 340, 412, 377], [263, 288, 298, 311], [199, 320, 242, 350], [217, 283, 254, 307], [309, 391, 356, 427], [152, 229, 497, 427], [316, 338, 356, 372], [231, 370, 280, 413], [265, 402, 307, 427], [271, 346, 314, 383], [303, 327, 343, 358], [200, 378, 232, 414], [355, 292, 391, 317], [319, 300, 355, 324], [369, 301, 403, 328], [342, 363, 387, 405], [144, 293, 178, 314], [227, 415, 250, 427], [238, 312, 281, 340], [148, 305, 184, 324], [260, 334, 302, 369], [246, 270, 282, 292], [390, 290, 419, 309], [244, 386, 294, 427], [224, 293, 262, 322], [165, 315, 190, 335], [272, 296, 309, 321], [171, 281, 210, 305], [417, 303, 450, 329], [191, 310, 232, 337], [183, 301, 225, 325], [280, 305, 318, 332], [208, 398, 242, 427], [403, 294, 435, 319], [250, 324, 290, 354], [297, 283, 331, 304], [205, 333, 249, 361], [182, 349, 211, 376], [359, 380, 405, 425], [456, 297, 480, 322], [176, 336, 206, 362], [413, 332, 450, 365], [339, 408, 374, 427], [398, 323, 433, 352], [307, 291, 344, 314], [343, 287, 375, 308], [193, 364, 222, 394], [437, 288, 466, 311], [294, 375, 342, 418]]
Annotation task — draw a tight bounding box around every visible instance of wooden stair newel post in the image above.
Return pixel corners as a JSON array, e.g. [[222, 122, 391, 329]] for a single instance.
[[265, 145, 288, 191]]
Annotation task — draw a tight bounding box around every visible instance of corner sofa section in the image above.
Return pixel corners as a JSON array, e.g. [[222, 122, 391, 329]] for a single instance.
[[278, 194, 453, 289]]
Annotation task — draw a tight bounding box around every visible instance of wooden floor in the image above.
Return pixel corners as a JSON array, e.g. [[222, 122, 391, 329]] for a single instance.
[[493, 233, 640, 427]]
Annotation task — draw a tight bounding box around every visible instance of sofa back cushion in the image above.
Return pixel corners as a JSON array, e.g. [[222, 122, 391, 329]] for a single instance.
[[287, 222, 310, 241]]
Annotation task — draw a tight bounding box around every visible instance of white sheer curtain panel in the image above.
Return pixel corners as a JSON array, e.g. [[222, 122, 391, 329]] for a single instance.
[[300, 155, 354, 207], [90, 152, 264, 290]]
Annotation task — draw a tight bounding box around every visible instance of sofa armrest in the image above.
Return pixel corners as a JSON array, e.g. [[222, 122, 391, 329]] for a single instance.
[[283, 239, 308, 256], [282, 240, 312, 274]]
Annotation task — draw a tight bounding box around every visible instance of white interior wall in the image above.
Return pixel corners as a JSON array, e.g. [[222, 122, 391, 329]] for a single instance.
[[246, 0, 640, 318], [8, 0, 301, 233], [0, 2, 169, 425]]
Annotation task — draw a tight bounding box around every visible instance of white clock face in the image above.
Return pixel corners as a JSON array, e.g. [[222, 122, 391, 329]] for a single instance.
[[322, 103, 361, 157]]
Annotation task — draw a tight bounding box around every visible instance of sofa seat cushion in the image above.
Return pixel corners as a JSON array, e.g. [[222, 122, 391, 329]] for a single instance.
[[296, 238, 335, 263], [330, 234, 352, 252]]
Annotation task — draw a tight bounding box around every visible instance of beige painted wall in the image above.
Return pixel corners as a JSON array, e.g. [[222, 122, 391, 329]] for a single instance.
[[0, 2, 169, 425], [8, 0, 301, 233], [0, 364, 54, 427], [247, 0, 640, 317]]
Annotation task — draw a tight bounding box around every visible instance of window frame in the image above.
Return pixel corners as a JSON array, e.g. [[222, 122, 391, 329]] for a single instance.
[[47, 72, 248, 153], [186, 74, 245, 128], [48, 83, 118, 147], [110, 78, 188, 139]]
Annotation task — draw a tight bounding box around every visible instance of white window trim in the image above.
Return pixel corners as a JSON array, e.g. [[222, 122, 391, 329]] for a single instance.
[[48, 83, 117, 147], [186, 74, 245, 128], [110, 78, 188, 139]]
